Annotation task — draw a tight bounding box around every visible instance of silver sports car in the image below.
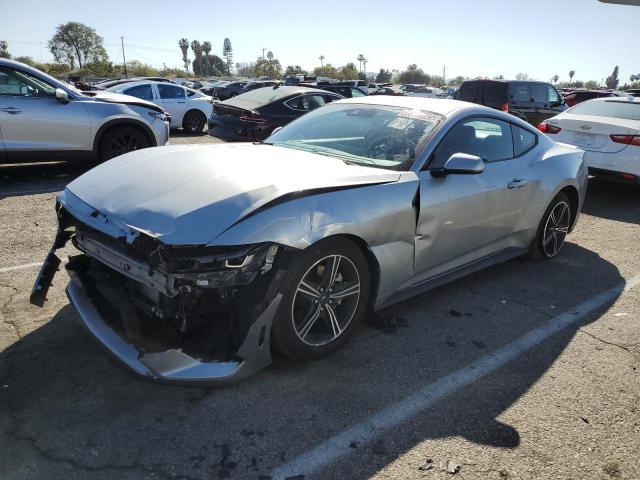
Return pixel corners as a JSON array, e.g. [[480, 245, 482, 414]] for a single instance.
[[32, 96, 588, 385]]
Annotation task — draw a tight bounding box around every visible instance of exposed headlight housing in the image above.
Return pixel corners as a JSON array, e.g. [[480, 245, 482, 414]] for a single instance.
[[148, 111, 169, 122]]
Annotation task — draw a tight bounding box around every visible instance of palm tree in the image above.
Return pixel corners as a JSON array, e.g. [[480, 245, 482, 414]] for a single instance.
[[569, 70, 575, 84], [357, 54, 365, 72], [552, 74, 559, 84], [178, 38, 189, 73], [191, 40, 202, 75], [201, 41, 212, 76], [362, 57, 368, 77], [319, 55, 325, 67]]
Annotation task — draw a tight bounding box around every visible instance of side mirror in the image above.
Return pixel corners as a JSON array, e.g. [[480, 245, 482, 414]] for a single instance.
[[55, 88, 69, 104], [431, 153, 485, 177]]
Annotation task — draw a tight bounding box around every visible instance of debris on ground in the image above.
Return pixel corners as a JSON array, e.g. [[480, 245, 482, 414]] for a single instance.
[[367, 314, 409, 334], [614, 312, 629, 317], [418, 458, 434, 471], [446, 461, 461, 474]]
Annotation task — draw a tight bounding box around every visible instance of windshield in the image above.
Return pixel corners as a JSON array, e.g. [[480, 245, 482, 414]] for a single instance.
[[567, 100, 640, 121], [266, 103, 444, 170]]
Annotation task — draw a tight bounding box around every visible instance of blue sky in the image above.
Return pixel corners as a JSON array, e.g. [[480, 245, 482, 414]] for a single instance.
[[2, 0, 639, 83]]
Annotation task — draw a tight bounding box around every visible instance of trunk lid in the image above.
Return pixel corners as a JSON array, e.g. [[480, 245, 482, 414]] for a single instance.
[[548, 114, 639, 153]]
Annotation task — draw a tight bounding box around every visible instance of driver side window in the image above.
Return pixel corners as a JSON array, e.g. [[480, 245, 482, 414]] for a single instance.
[[0, 66, 56, 97], [429, 117, 514, 169]]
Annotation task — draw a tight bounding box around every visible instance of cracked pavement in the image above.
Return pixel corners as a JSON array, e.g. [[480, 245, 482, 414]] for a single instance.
[[1, 136, 639, 480]]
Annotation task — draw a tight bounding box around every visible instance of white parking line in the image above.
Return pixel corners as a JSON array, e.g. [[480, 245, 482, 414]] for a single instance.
[[0, 262, 43, 274], [270, 273, 640, 479]]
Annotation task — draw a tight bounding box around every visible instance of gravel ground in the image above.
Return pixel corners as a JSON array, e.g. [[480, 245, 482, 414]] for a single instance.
[[1, 134, 639, 480]]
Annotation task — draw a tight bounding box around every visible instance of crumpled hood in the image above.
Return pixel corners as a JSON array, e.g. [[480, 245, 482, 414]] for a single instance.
[[92, 91, 165, 114], [65, 143, 400, 245]]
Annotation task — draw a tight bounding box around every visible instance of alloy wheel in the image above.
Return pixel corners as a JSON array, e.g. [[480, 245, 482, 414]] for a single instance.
[[542, 201, 570, 258], [107, 132, 145, 158], [291, 254, 361, 346]]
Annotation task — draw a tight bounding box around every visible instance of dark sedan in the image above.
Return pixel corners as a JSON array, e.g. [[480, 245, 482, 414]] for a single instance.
[[215, 81, 248, 100], [244, 80, 281, 93], [208, 85, 343, 141]]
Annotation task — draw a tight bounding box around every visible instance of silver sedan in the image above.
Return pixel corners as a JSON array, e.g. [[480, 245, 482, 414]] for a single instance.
[[32, 96, 588, 384]]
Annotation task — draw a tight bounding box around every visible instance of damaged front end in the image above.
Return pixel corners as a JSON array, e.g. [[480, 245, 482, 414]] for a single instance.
[[31, 195, 292, 385]]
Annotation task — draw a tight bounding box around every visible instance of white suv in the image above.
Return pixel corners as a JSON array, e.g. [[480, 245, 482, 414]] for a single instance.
[[0, 59, 170, 163]]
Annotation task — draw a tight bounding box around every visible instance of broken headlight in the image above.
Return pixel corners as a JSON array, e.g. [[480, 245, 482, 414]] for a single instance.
[[170, 243, 279, 289]]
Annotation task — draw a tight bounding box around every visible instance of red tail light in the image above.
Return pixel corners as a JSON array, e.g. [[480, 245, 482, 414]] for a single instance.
[[500, 103, 509, 112], [610, 134, 640, 146], [537, 123, 561, 134], [239, 112, 267, 123]]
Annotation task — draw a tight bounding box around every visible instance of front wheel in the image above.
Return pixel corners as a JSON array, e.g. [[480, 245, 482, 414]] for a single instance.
[[182, 110, 206, 133], [98, 126, 150, 162], [530, 192, 572, 260], [272, 238, 371, 361]]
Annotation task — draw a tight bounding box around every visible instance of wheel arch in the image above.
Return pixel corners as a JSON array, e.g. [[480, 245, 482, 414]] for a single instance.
[[559, 184, 580, 232], [92, 119, 157, 158]]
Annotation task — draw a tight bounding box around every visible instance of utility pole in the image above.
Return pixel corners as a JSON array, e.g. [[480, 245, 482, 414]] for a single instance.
[[121, 36, 128, 78], [443, 65, 446, 85]]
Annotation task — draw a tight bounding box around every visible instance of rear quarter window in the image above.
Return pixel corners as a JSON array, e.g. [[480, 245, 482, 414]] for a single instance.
[[512, 125, 537, 156]]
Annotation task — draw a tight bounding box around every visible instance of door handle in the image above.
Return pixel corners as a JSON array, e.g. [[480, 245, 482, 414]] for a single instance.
[[177, 101, 186, 104], [507, 178, 527, 189], [0, 107, 22, 114]]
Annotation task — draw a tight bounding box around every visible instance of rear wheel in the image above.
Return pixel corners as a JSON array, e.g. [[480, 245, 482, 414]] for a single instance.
[[182, 110, 206, 133], [530, 192, 572, 260], [98, 126, 150, 162], [272, 238, 371, 361]]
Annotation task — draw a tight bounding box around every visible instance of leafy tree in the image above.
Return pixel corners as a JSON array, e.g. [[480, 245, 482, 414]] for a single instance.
[[0, 40, 10, 59], [253, 54, 282, 78], [552, 74, 559, 84], [313, 64, 339, 78], [223, 38, 233, 75], [398, 64, 430, 84], [450, 75, 465, 86], [14, 56, 35, 66], [569, 70, 575, 82], [235, 62, 254, 77], [284, 65, 307, 77], [375, 69, 392, 82], [605, 65, 619, 90], [630, 74, 640, 82], [584, 80, 600, 90], [515, 72, 529, 81], [126, 60, 157, 77], [338, 62, 359, 80], [178, 38, 189, 73], [431, 75, 445, 87], [493, 74, 504, 80], [48, 22, 108, 69]]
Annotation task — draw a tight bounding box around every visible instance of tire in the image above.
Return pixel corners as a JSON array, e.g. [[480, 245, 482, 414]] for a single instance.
[[98, 126, 150, 162], [271, 237, 371, 361], [529, 192, 572, 260], [182, 110, 206, 133]]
